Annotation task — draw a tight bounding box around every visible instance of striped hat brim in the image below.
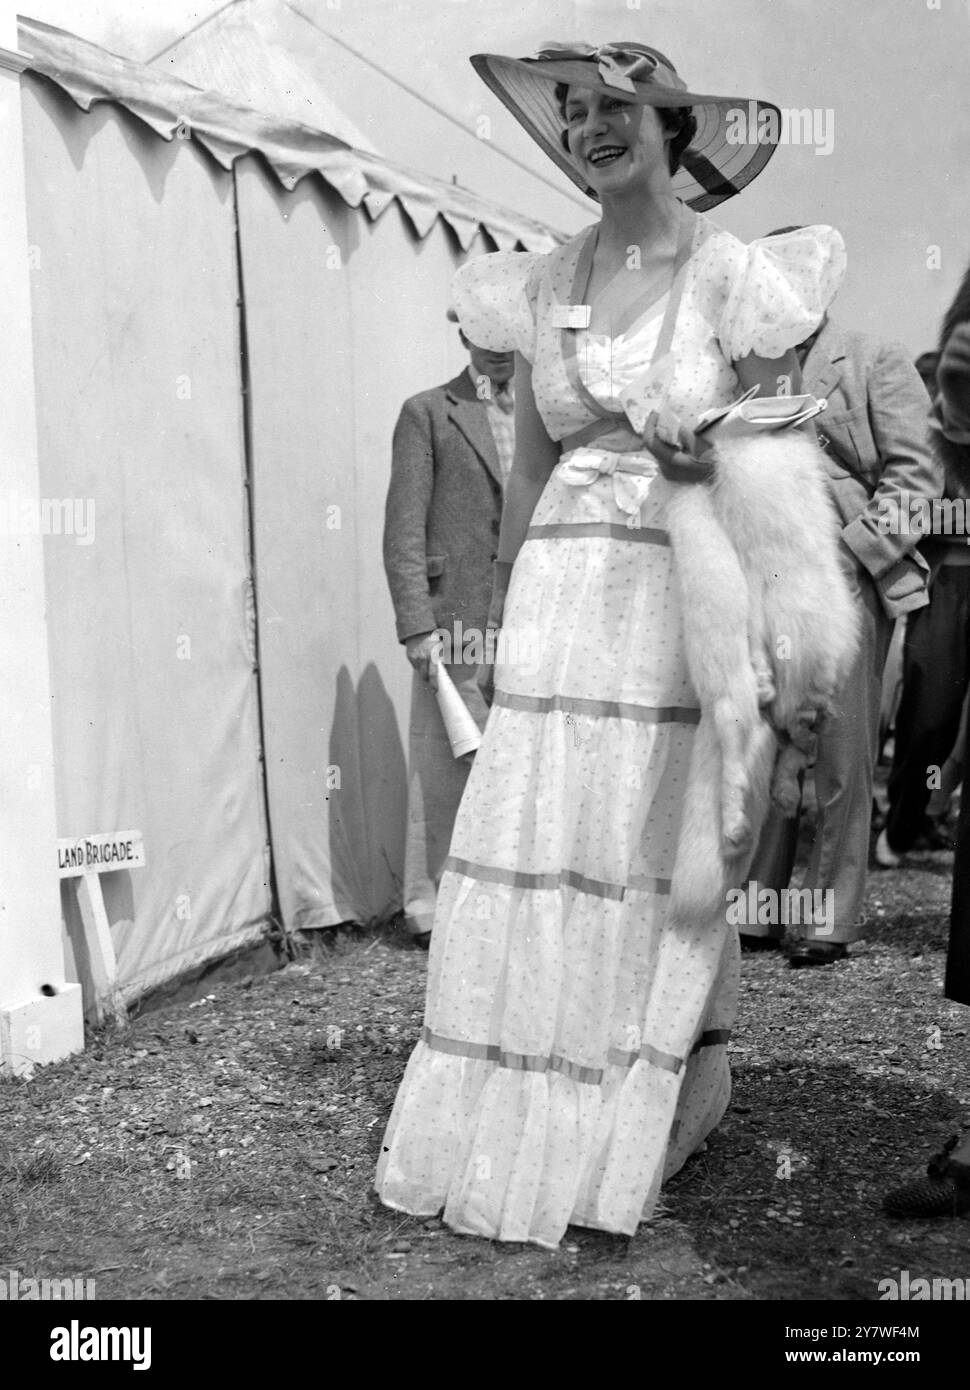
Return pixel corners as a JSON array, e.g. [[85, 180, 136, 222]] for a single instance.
[[470, 51, 782, 212]]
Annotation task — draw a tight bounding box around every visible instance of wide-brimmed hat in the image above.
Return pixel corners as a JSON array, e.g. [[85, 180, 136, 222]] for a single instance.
[[470, 41, 782, 211]]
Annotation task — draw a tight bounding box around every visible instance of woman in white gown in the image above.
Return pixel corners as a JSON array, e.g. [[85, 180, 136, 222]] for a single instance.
[[376, 40, 847, 1249]]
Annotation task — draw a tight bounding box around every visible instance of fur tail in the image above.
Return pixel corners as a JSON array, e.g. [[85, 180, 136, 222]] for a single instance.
[[668, 712, 776, 927]]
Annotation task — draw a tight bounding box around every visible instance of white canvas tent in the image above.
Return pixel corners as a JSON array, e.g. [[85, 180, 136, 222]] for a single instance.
[[148, 0, 590, 237], [2, 13, 563, 1062]]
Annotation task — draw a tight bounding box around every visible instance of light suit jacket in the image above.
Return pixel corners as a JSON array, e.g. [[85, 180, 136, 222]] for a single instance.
[[803, 319, 946, 617], [383, 370, 503, 645]]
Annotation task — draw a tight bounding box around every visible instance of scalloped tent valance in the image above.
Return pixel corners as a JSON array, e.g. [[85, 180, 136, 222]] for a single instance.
[[17, 16, 564, 254]]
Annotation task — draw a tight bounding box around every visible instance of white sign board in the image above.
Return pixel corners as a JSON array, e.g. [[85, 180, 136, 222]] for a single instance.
[[57, 831, 145, 879]]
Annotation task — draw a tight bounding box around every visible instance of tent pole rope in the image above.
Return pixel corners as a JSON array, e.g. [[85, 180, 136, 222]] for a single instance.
[[292, 14, 592, 214], [231, 161, 291, 959]]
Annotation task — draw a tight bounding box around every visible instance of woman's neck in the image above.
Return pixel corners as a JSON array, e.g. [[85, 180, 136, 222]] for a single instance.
[[595, 187, 683, 262]]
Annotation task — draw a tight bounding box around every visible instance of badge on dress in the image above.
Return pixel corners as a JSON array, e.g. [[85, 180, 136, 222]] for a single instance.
[[552, 304, 592, 330]]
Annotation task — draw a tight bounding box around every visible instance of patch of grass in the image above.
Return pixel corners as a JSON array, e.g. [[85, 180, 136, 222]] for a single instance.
[[15, 1148, 62, 1186]]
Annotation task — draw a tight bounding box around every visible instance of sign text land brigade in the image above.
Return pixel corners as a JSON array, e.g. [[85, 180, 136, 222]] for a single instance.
[[56, 831, 145, 878]]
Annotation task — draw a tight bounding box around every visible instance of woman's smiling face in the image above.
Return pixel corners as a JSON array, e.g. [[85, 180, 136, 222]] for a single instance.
[[562, 85, 671, 195]]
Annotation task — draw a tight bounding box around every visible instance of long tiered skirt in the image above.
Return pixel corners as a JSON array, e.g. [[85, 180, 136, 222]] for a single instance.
[[376, 458, 738, 1248]]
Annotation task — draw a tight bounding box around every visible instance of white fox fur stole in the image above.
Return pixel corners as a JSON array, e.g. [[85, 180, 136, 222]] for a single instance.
[[663, 428, 860, 926]]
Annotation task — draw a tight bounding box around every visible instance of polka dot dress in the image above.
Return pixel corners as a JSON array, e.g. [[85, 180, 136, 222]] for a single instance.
[[375, 211, 846, 1248]]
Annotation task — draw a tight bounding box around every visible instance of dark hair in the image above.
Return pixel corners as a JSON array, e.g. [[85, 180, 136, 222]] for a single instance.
[[554, 81, 696, 175], [914, 350, 940, 390], [940, 260, 970, 357]]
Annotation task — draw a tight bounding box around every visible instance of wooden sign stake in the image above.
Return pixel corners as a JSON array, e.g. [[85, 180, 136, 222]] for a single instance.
[[58, 831, 145, 1030]]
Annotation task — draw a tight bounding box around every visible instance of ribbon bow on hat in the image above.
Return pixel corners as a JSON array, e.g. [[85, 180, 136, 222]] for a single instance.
[[534, 41, 677, 94]]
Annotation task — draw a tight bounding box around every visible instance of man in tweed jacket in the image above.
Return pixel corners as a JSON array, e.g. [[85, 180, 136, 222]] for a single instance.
[[747, 310, 945, 964], [383, 329, 514, 943]]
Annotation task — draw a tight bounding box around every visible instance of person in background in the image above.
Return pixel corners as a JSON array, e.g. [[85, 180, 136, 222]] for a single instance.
[[936, 277, 970, 1008], [745, 231, 944, 966], [922, 695, 966, 844], [877, 334, 970, 868], [382, 315, 514, 947], [877, 344, 962, 847], [884, 263, 970, 1217]]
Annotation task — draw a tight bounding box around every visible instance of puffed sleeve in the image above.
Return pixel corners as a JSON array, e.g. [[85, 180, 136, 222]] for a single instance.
[[715, 225, 847, 361], [451, 251, 542, 361]]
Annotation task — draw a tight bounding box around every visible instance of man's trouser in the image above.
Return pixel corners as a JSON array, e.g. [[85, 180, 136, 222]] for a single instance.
[[745, 565, 893, 944], [402, 663, 488, 937], [886, 561, 970, 852], [947, 762, 970, 1006]]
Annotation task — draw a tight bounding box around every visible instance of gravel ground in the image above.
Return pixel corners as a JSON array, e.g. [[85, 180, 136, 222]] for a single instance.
[[2, 798, 969, 1301]]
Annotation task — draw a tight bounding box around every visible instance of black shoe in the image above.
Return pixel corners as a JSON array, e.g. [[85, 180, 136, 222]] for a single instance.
[[739, 933, 782, 951], [914, 815, 956, 852], [412, 931, 432, 951], [884, 1135, 970, 1217], [786, 940, 848, 969]]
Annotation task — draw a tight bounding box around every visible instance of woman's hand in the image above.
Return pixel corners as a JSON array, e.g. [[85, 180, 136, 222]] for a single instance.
[[476, 625, 501, 707], [487, 560, 514, 630], [672, 420, 716, 462], [405, 632, 440, 692], [640, 412, 716, 482]]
